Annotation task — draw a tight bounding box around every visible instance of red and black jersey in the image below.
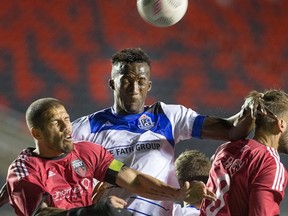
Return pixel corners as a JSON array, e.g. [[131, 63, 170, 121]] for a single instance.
[[6, 141, 116, 216]]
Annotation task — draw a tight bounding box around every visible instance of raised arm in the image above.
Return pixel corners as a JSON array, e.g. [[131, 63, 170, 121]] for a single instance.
[[200, 95, 265, 141]]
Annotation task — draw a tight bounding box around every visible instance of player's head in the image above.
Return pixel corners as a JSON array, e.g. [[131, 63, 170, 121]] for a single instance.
[[109, 48, 152, 114], [26, 98, 73, 157], [175, 149, 211, 187], [249, 89, 288, 154]]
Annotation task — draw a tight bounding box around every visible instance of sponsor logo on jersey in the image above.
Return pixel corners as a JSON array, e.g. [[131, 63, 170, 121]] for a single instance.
[[107, 142, 161, 156], [71, 159, 86, 177], [52, 185, 83, 201], [138, 114, 154, 130]]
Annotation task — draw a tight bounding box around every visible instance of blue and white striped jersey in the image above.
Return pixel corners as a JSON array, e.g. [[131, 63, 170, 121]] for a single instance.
[[72, 101, 203, 216]]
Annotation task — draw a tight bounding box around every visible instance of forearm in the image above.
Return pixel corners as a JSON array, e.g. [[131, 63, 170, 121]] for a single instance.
[[201, 113, 253, 141], [116, 167, 183, 201], [116, 167, 216, 204], [226, 111, 254, 140]]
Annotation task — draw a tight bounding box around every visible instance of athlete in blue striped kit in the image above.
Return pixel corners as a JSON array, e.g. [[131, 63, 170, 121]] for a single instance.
[[72, 48, 261, 216]]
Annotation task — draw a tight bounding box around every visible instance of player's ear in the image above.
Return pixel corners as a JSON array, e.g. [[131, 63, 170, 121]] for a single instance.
[[31, 127, 42, 140], [109, 79, 115, 90], [148, 81, 152, 91], [278, 119, 287, 133]]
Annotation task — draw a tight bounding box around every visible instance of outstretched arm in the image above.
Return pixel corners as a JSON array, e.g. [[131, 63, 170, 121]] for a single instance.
[[115, 165, 216, 203], [200, 95, 265, 141]]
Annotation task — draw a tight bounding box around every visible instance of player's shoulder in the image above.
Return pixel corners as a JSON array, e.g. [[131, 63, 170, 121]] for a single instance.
[[8, 148, 39, 180], [73, 141, 104, 152], [9, 148, 34, 166], [239, 140, 281, 165], [214, 139, 261, 159], [74, 140, 97, 147], [156, 101, 184, 108], [215, 140, 247, 153], [152, 101, 191, 113], [73, 141, 111, 164], [247, 139, 276, 155]]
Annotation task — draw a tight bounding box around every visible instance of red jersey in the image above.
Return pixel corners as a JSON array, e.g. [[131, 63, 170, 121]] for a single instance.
[[200, 139, 287, 216], [6, 141, 114, 216]]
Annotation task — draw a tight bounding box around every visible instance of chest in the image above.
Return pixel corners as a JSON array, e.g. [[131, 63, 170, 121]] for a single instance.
[[38, 160, 94, 206]]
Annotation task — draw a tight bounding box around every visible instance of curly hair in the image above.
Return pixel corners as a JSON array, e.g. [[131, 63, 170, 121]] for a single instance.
[[111, 48, 151, 66]]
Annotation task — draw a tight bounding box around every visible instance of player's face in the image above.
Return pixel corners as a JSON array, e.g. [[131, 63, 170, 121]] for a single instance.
[[111, 62, 152, 114], [38, 105, 73, 156]]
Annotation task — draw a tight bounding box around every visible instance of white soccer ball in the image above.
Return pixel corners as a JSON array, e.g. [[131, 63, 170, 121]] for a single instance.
[[137, 0, 188, 27]]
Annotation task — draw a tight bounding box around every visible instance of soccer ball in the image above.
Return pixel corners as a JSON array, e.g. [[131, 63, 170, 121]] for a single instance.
[[136, 0, 188, 27]]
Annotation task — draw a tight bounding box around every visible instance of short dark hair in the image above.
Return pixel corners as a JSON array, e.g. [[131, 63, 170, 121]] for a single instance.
[[25, 98, 64, 130], [175, 149, 211, 186], [111, 48, 151, 67]]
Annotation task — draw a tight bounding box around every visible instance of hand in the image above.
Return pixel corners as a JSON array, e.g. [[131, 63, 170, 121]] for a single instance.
[[183, 181, 216, 204], [92, 181, 110, 203], [107, 196, 128, 209], [92, 183, 127, 208], [241, 92, 266, 119], [230, 93, 266, 128]]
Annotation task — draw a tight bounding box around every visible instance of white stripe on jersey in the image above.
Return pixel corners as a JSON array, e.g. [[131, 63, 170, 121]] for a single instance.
[[267, 146, 285, 191], [12, 151, 29, 180], [278, 163, 285, 191]]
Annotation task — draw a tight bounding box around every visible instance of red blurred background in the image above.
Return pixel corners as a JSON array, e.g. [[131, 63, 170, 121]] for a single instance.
[[0, 0, 288, 215], [0, 0, 287, 119]]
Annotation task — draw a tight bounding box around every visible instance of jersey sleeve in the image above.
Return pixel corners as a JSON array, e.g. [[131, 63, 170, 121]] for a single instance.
[[159, 102, 199, 143], [104, 159, 125, 185], [7, 177, 46, 216], [72, 116, 91, 141], [88, 143, 124, 184], [249, 187, 282, 215], [76, 142, 118, 182], [248, 150, 286, 215]]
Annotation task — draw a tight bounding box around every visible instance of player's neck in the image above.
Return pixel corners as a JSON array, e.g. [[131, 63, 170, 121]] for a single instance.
[[33, 146, 66, 158], [253, 131, 279, 150]]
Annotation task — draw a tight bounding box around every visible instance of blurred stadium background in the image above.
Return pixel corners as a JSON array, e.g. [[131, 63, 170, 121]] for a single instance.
[[0, 0, 288, 215]]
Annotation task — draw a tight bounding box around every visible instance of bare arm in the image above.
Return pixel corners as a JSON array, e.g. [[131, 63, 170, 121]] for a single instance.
[[201, 110, 254, 141], [115, 166, 216, 203], [201, 95, 264, 141]]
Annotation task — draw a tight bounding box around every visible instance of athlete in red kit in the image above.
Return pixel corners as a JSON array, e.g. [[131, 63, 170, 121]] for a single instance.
[[201, 90, 288, 216]]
